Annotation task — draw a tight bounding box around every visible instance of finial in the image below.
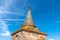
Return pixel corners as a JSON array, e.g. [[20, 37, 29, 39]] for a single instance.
[[28, 6, 31, 10]]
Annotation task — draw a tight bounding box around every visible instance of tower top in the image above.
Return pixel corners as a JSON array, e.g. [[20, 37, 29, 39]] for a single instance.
[[23, 7, 34, 26], [11, 7, 47, 36], [21, 7, 40, 33]]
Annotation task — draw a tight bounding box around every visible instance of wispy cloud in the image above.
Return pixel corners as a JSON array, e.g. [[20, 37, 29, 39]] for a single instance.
[[4, 19, 24, 26], [0, 20, 10, 36], [4, 19, 24, 21], [0, 0, 17, 14], [0, 0, 12, 37], [0, 0, 25, 19], [0, 31, 10, 36], [0, 11, 18, 14], [0, 0, 13, 11]]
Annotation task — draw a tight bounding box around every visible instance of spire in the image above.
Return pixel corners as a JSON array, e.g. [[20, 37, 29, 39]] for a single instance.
[[20, 7, 45, 34], [24, 7, 34, 26], [21, 7, 40, 33]]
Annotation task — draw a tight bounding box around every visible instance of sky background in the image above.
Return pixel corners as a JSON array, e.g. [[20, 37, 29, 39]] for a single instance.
[[0, 0, 60, 40]]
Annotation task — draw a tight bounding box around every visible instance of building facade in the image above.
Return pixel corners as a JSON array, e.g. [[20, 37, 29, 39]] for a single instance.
[[11, 8, 47, 40]]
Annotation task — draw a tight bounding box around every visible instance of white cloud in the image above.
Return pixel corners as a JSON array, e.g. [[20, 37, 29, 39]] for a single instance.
[[0, 11, 10, 14], [4, 19, 24, 21], [0, 0, 26, 17], [0, 20, 10, 36], [0, 31, 10, 36], [0, 0, 13, 18], [49, 39, 54, 40], [0, 10, 20, 14], [0, 0, 15, 14], [0, 0, 13, 10]]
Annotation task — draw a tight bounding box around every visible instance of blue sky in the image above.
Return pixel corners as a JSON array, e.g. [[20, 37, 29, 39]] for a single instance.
[[0, 0, 60, 40]]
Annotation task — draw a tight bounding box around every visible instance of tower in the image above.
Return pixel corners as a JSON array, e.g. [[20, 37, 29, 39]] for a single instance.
[[11, 7, 47, 40]]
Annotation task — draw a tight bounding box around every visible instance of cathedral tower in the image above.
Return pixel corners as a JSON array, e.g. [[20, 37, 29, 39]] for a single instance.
[[11, 7, 47, 40]]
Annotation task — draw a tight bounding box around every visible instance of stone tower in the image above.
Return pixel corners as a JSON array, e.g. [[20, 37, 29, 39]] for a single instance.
[[11, 7, 47, 40]]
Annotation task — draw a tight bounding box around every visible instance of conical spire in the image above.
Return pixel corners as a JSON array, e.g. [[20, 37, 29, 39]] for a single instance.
[[21, 7, 41, 33], [24, 7, 34, 26]]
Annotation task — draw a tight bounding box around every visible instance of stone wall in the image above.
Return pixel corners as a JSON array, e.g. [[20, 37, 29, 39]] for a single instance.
[[12, 31, 46, 40]]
